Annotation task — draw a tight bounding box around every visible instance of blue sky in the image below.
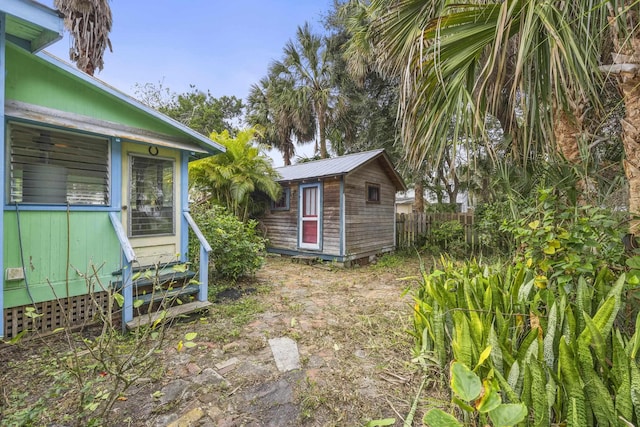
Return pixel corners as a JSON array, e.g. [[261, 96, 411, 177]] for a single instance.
[[41, 1, 335, 165], [42, 1, 333, 99]]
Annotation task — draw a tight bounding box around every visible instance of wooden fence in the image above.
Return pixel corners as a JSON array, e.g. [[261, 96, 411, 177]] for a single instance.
[[396, 212, 477, 250]]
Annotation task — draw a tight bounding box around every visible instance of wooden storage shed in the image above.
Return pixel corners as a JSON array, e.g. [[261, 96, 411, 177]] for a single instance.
[[261, 149, 406, 265], [1, 0, 222, 338]]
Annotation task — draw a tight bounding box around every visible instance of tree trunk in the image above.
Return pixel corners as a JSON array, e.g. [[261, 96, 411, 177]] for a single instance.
[[414, 181, 425, 213], [554, 109, 581, 163], [318, 102, 328, 158], [553, 108, 592, 204], [619, 72, 640, 233]]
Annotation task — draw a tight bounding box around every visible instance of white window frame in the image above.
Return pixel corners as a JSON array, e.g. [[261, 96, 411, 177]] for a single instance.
[[298, 183, 321, 250]]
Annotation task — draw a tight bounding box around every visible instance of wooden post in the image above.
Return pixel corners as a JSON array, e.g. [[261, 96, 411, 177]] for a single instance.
[[198, 246, 208, 301], [121, 255, 133, 327]]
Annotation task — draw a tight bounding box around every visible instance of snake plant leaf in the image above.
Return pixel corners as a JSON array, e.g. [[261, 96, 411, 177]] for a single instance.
[[423, 409, 462, 427], [631, 311, 640, 359], [475, 345, 492, 372], [488, 403, 528, 427], [450, 361, 482, 401]]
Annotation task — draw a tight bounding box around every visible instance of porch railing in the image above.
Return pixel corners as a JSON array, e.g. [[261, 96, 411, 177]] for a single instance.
[[183, 211, 212, 302], [108, 212, 136, 326]]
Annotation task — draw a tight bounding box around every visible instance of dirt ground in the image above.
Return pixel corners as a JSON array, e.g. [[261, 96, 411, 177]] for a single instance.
[[1, 253, 442, 426]]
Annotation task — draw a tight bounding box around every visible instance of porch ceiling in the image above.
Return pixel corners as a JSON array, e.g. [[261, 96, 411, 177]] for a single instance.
[[2, 0, 63, 53]]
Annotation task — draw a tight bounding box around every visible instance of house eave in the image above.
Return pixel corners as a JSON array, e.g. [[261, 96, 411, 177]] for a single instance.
[[2, 0, 63, 53]]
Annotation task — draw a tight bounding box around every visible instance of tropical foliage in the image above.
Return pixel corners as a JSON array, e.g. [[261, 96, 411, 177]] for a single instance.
[[189, 128, 281, 221], [246, 70, 315, 165], [413, 190, 638, 425]]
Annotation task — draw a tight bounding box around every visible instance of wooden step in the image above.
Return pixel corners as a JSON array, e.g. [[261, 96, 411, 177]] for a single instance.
[[111, 261, 187, 277], [112, 270, 197, 291], [126, 301, 212, 329], [133, 283, 200, 305]]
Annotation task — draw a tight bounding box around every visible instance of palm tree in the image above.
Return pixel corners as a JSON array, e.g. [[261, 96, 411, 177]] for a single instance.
[[54, 0, 113, 76], [274, 23, 335, 159], [346, 0, 605, 169], [189, 128, 281, 221], [246, 71, 315, 165]]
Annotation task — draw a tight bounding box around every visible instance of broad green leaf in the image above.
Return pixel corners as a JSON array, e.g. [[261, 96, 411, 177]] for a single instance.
[[184, 332, 198, 341], [183, 341, 197, 348], [626, 256, 640, 270], [528, 220, 540, 229], [488, 403, 528, 427], [476, 380, 502, 413], [113, 292, 124, 308], [364, 418, 395, 427], [173, 263, 188, 273], [450, 361, 481, 401], [133, 299, 144, 308], [423, 409, 462, 427]]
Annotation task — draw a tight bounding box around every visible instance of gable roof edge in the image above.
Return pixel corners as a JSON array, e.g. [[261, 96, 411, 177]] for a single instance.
[[35, 50, 225, 156]]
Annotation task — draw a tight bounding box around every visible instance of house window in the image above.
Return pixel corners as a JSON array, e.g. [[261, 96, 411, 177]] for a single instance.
[[271, 187, 290, 211], [366, 183, 381, 203], [130, 155, 174, 236], [8, 123, 110, 205]]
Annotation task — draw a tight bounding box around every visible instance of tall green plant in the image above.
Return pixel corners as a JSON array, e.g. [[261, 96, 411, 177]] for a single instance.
[[189, 128, 281, 221]]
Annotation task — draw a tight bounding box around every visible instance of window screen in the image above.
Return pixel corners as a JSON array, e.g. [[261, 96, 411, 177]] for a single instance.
[[271, 187, 290, 210], [9, 123, 110, 205], [366, 183, 380, 203], [130, 155, 174, 236]]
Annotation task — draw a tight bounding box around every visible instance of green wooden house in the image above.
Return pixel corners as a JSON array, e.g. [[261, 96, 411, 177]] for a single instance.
[[1, 0, 223, 339]]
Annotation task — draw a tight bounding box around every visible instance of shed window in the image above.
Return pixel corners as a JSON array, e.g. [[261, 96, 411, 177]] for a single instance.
[[271, 187, 290, 211], [8, 123, 110, 205], [366, 183, 381, 203], [130, 155, 174, 236]]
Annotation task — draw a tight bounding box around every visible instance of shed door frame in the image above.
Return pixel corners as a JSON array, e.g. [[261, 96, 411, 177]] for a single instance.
[[299, 182, 322, 250]]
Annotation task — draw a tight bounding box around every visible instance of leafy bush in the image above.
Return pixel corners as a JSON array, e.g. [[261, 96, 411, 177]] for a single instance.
[[500, 188, 626, 289], [422, 220, 468, 257], [474, 201, 514, 256], [189, 202, 266, 280]]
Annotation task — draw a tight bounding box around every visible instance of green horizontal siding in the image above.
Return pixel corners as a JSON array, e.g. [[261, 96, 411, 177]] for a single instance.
[[5, 43, 182, 138], [4, 210, 121, 307]]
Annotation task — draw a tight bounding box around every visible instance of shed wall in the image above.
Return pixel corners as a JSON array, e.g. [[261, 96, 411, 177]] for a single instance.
[[261, 183, 299, 250], [344, 159, 396, 257]]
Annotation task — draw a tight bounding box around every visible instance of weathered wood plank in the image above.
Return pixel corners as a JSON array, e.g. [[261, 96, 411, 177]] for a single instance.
[[126, 300, 212, 329]]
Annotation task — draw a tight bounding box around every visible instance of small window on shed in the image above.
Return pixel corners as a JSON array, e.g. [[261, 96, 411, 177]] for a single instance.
[[366, 183, 380, 203], [271, 187, 290, 211]]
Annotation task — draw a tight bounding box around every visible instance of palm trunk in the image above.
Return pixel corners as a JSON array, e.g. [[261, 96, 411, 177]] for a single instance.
[[414, 181, 425, 213], [554, 108, 591, 204], [619, 73, 640, 233], [318, 103, 328, 159]]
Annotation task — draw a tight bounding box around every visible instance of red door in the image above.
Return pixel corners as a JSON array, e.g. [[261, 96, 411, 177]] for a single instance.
[[300, 185, 319, 248]]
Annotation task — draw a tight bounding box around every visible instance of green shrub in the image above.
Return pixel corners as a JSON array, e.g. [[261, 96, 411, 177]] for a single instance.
[[422, 220, 468, 257], [414, 189, 637, 425], [189, 202, 266, 280]]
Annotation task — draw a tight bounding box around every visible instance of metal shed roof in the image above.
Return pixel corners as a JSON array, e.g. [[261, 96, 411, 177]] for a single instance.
[[276, 149, 406, 191]]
